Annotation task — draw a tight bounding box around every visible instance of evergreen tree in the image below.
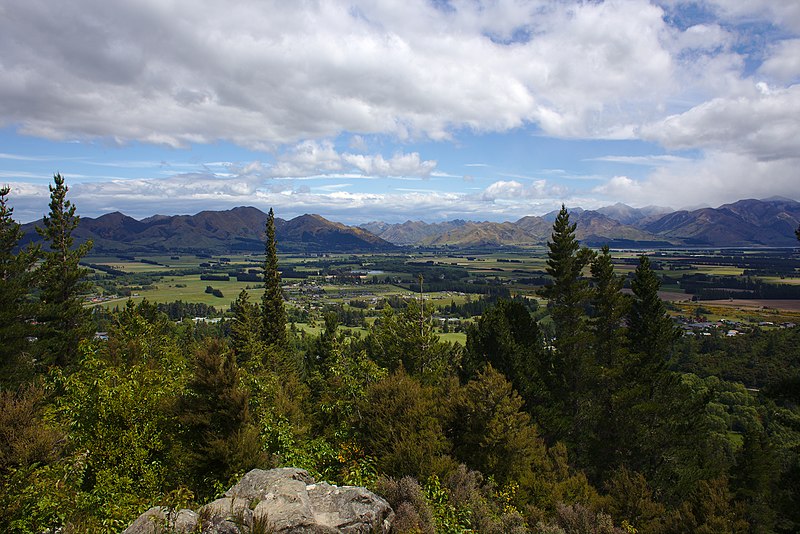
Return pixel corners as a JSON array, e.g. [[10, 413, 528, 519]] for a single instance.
[[451, 365, 549, 499], [538, 205, 594, 440], [627, 255, 680, 377], [177, 338, 265, 498], [463, 299, 548, 413], [35, 174, 93, 368], [363, 301, 456, 382], [230, 289, 261, 366], [585, 245, 631, 478], [0, 187, 38, 389], [261, 208, 286, 348]]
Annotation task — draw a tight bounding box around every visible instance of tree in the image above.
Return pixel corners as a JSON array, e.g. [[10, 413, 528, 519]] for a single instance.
[[261, 208, 286, 348], [230, 289, 262, 366], [538, 205, 594, 440], [463, 299, 549, 413], [584, 245, 631, 477], [451, 365, 549, 499], [177, 338, 266, 498], [363, 301, 456, 382], [0, 187, 38, 388], [35, 174, 93, 368], [627, 255, 680, 378]]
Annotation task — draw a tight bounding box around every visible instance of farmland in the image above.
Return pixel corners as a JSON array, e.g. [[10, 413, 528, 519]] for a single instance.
[[81, 246, 800, 340]]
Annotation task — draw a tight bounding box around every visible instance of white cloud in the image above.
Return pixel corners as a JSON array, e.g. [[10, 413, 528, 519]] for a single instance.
[[641, 85, 800, 161], [480, 179, 564, 201], [268, 140, 436, 178], [0, 0, 742, 146], [589, 155, 692, 166], [758, 39, 800, 84], [593, 151, 800, 209]]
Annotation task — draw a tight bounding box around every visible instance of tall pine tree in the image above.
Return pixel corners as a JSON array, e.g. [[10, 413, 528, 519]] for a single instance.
[[261, 208, 286, 348], [538, 205, 594, 441], [627, 255, 680, 377], [230, 289, 261, 366], [585, 245, 630, 479], [0, 187, 38, 388], [35, 174, 93, 368]]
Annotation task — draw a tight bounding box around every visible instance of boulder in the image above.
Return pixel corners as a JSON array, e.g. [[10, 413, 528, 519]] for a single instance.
[[123, 468, 394, 534]]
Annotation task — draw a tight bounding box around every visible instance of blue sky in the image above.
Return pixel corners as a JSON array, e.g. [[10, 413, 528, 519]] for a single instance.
[[1, 1, 799, 223]]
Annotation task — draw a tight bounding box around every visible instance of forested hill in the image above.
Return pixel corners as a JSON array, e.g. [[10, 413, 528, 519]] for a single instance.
[[20, 207, 395, 253]]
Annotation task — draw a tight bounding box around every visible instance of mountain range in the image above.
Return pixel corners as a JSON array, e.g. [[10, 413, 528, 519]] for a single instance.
[[362, 198, 800, 248], [20, 198, 800, 254], [21, 207, 395, 254]]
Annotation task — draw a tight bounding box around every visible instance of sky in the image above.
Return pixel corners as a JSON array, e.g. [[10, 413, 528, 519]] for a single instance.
[[1, 0, 799, 224]]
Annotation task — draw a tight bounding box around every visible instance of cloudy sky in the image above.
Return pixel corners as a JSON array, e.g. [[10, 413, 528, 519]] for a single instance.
[[1, 0, 799, 223]]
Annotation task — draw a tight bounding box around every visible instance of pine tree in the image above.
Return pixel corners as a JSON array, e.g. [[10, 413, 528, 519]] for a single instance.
[[627, 255, 680, 377], [585, 245, 630, 478], [230, 289, 261, 366], [538, 205, 594, 440], [0, 187, 38, 389], [177, 338, 265, 498], [463, 299, 548, 412], [35, 174, 93, 368], [261, 208, 286, 348]]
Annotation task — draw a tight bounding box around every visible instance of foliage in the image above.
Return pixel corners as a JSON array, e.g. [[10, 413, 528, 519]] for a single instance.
[[0, 186, 38, 389], [35, 173, 94, 368], [463, 299, 548, 411], [177, 338, 268, 499], [538, 205, 594, 442], [362, 301, 458, 381], [358, 370, 452, 479], [261, 208, 286, 348]]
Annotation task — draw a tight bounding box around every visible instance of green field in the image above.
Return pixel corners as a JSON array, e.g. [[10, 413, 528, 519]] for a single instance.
[[84, 247, 800, 335]]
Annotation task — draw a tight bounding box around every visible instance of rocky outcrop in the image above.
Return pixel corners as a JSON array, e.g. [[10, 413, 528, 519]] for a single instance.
[[123, 468, 394, 534]]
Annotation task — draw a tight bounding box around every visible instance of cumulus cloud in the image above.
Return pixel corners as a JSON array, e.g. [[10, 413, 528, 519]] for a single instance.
[[0, 0, 716, 146], [2, 1, 800, 220], [480, 179, 565, 201], [593, 151, 800, 209], [268, 140, 436, 178], [640, 85, 800, 161]]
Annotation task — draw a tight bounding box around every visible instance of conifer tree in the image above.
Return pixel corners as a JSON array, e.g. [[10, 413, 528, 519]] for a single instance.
[[0, 187, 38, 388], [35, 174, 93, 368], [230, 289, 261, 366], [627, 255, 679, 376], [585, 245, 630, 477], [538, 205, 594, 439], [177, 339, 265, 498], [261, 208, 286, 348], [463, 299, 547, 412]]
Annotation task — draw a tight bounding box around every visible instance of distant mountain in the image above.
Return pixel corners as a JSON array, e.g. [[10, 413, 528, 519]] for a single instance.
[[365, 198, 800, 248], [421, 221, 537, 247], [20, 198, 800, 253], [637, 198, 800, 246], [22, 207, 395, 253], [361, 220, 470, 246], [595, 203, 672, 225]]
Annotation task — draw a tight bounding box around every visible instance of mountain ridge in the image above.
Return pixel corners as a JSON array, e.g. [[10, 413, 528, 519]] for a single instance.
[[19, 198, 800, 253], [21, 207, 396, 254]]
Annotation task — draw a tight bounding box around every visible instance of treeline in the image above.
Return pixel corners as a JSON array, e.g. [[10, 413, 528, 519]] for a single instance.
[[679, 273, 800, 299], [1, 184, 799, 533]]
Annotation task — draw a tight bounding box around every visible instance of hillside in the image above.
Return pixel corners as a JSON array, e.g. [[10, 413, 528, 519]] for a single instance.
[[365, 198, 800, 248], [21, 208, 395, 254]]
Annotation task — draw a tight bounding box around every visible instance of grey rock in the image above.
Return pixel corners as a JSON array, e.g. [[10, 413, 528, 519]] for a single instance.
[[122, 506, 198, 533], [124, 468, 393, 534]]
